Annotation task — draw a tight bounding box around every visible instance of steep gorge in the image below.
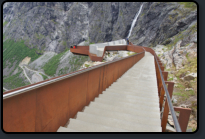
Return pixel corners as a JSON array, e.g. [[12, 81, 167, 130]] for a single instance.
[[3, 2, 197, 91]]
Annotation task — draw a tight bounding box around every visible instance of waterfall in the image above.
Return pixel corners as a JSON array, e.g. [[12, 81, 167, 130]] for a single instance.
[[127, 4, 144, 39]]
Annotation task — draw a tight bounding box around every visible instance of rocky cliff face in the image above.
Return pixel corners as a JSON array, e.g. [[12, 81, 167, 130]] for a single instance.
[[3, 2, 197, 91], [3, 2, 197, 52], [3, 2, 142, 53], [129, 2, 197, 47]]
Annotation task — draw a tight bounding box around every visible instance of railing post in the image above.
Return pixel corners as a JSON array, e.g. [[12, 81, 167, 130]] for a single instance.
[[142, 46, 181, 132], [160, 66, 164, 71], [155, 59, 162, 97], [159, 71, 169, 110], [162, 71, 168, 81], [161, 81, 175, 132], [159, 72, 168, 110], [174, 107, 192, 132]]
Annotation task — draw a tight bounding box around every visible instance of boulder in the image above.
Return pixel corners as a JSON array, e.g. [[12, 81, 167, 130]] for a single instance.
[[166, 124, 176, 132], [172, 97, 177, 104], [184, 73, 197, 81], [184, 81, 192, 88], [185, 88, 194, 91], [173, 77, 177, 81]]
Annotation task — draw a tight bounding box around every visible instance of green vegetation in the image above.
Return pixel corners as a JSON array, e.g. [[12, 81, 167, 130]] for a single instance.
[[43, 50, 68, 76], [45, 50, 88, 77], [58, 66, 69, 76], [166, 33, 184, 50], [85, 64, 90, 68], [189, 22, 197, 34], [35, 33, 45, 40], [51, 19, 57, 24], [170, 52, 197, 108], [3, 69, 30, 90], [165, 23, 197, 50], [175, 54, 197, 78], [179, 2, 197, 10], [3, 39, 41, 76], [140, 12, 145, 17], [120, 10, 123, 16], [127, 52, 137, 56], [192, 127, 197, 132], [39, 73, 48, 80], [62, 41, 67, 46], [3, 21, 8, 27], [173, 90, 195, 100], [168, 77, 173, 81], [69, 55, 89, 72]]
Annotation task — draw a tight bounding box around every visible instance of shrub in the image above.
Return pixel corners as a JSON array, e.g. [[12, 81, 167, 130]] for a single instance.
[[179, 2, 197, 10], [85, 64, 90, 68], [43, 50, 68, 76], [3, 21, 8, 27], [39, 73, 48, 80]]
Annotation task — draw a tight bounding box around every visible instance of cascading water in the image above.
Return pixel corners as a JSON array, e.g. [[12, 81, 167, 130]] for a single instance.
[[126, 4, 144, 39]]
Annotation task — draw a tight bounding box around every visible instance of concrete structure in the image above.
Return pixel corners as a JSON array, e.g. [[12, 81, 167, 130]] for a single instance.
[[89, 39, 127, 57], [57, 52, 161, 132]]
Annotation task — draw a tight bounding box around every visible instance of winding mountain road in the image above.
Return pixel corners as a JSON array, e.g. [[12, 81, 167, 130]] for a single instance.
[[3, 87, 9, 91], [24, 66, 51, 79], [20, 66, 33, 84]]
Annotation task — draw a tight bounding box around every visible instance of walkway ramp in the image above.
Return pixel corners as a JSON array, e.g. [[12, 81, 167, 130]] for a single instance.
[[57, 52, 161, 132], [89, 39, 127, 57]]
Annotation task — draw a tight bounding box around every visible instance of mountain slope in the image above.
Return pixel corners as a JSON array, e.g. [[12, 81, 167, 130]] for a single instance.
[[3, 2, 197, 91]]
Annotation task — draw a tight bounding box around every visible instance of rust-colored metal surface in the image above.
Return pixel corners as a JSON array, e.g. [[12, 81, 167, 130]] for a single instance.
[[160, 66, 164, 71], [3, 47, 145, 132], [87, 68, 101, 104], [68, 72, 88, 119], [162, 71, 168, 81], [159, 87, 165, 111], [4, 42, 189, 132], [154, 59, 162, 97], [70, 45, 144, 61], [35, 78, 71, 132], [174, 107, 192, 132], [136, 45, 191, 132], [70, 48, 89, 55], [3, 89, 37, 132], [161, 81, 175, 132]]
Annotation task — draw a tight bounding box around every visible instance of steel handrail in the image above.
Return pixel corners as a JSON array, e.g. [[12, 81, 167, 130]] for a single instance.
[[154, 54, 182, 132], [3, 51, 145, 100]]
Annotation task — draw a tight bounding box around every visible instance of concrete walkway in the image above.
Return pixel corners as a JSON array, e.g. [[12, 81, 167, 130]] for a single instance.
[[57, 52, 161, 132]]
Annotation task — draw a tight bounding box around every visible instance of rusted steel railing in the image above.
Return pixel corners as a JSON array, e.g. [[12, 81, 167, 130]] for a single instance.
[[140, 46, 181, 132], [3, 45, 145, 132], [70, 44, 144, 61], [140, 46, 192, 132]]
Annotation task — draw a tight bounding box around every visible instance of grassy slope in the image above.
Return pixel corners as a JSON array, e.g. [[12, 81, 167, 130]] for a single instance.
[[3, 68, 30, 90], [3, 39, 40, 76], [39, 73, 48, 80], [43, 49, 89, 77], [42, 49, 69, 76], [3, 39, 41, 89]]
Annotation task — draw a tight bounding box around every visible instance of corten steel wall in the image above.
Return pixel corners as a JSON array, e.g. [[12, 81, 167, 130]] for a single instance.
[[70, 46, 89, 55], [3, 49, 145, 132], [70, 45, 144, 61]]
